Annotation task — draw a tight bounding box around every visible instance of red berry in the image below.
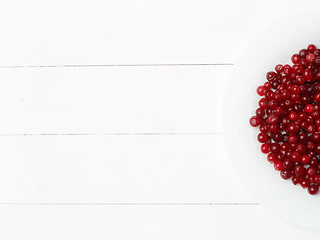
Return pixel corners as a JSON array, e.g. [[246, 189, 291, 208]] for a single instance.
[[257, 133, 268, 143], [259, 98, 268, 109], [267, 153, 277, 163], [288, 111, 298, 121], [314, 175, 320, 184], [266, 71, 277, 81], [306, 53, 316, 63], [250, 44, 320, 195], [261, 144, 270, 154], [305, 104, 314, 113], [274, 161, 283, 171], [307, 167, 317, 177], [292, 176, 301, 185], [275, 64, 283, 73], [280, 169, 292, 179], [307, 44, 317, 53], [294, 164, 306, 176], [283, 159, 294, 169], [250, 116, 261, 127], [308, 185, 319, 195], [256, 86, 266, 96], [300, 178, 310, 188], [291, 54, 301, 64]]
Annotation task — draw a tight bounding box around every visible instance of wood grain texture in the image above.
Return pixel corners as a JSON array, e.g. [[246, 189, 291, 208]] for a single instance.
[[0, 134, 254, 203], [0, 66, 230, 134], [1, 0, 320, 239], [0, 0, 317, 66], [0, 204, 317, 240]]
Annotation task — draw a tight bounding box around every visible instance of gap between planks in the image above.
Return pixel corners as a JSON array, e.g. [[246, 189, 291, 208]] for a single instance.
[[0, 63, 234, 68], [0, 202, 259, 206], [0, 133, 222, 136]]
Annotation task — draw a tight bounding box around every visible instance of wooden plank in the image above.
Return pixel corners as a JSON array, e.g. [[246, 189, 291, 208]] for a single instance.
[[0, 66, 230, 134], [0, 0, 315, 65], [0, 204, 317, 240], [0, 134, 254, 203]]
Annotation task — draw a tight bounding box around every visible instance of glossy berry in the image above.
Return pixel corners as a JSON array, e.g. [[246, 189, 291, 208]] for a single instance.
[[300, 178, 310, 188], [306, 53, 316, 63], [280, 169, 292, 179], [305, 104, 314, 113], [274, 161, 283, 171], [308, 185, 319, 195], [250, 116, 261, 127], [292, 176, 300, 185], [308, 44, 317, 53], [256, 86, 266, 96], [250, 44, 320, 195], [261, 144, 270, 154]]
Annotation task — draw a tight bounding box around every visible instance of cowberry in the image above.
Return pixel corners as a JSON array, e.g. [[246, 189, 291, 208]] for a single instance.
[[250, 44, 320, 195]]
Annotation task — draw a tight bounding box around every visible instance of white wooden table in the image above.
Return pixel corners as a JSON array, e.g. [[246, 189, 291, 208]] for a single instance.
[[1, 0, 320, 239]]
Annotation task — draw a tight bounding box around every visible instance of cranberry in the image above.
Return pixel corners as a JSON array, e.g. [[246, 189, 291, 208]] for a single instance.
[[249, 116, 261, 127], [257, 133, 268, 143], [306, 53, 316, 63], [286, 123, 299, 135], [274, 161, 283, 171], [311, 111, 320, 119], [281, 143, 290, 151], [266, 113, 279, 125], [250, 44, 320, 195], [307, 124, 316, 133], [299, 49, 309, 58], [315, 49, 320, 56], [312, 133, 320, 143], [259, 98, 268, 109], [259, 124, 268, 133], [307, 44, 317, 53], [267, 153, 277, 163], [305, 104, 314, 113], [274, 107, 283, 115], [261, 144, 270, 154], [300, 178, 310, 188], [308, 185, 319, 195], [256, 86, 266, 96], [283, 159, 294, 169], [280, 169, 292, 179], [283, 65, 292, 75], [295, 75, 305, 85], [270, 143, 280, 153], [306, 141, 316, 151], [292, 176, 301, 185], [309, 158, 318, 167], [288, 111, 298, 121], [288, 135, 298, 144], [291, 54, 301, 64], [304, 69, 313, 80], [314, 175, 320, 184], [255, 108, 265, 118], [275, 64, 283, 73], [307, 167, 317, 177], [292, 64, 303, 74], [266, 71, 277, 81], [291, 85, 300, 94], [268, 100, 278, 109], [272, 132, 283, 142], [294, 164, 306, 176], [296, 143, 306, 153]]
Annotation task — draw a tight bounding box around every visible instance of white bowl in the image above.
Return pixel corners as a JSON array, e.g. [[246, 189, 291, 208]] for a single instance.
[[223, 8, 320, 230]]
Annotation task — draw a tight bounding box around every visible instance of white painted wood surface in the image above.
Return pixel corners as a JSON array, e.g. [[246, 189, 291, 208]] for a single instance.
[[1, 0, 320, 239]]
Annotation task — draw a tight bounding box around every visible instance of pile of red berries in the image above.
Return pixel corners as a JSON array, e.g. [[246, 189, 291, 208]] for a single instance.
[[250, 44, 320, 195]]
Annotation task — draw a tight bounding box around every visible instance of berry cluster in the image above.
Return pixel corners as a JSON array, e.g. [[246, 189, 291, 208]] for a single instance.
[[250, 44, 320, 195]]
